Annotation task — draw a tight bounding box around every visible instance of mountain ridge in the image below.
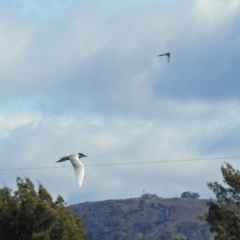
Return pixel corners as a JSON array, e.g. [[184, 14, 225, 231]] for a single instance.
[[69, 194, 215, 240]]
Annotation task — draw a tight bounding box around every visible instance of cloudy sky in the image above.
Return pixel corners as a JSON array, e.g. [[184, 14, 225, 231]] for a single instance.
[[1, 0, 240, 205]]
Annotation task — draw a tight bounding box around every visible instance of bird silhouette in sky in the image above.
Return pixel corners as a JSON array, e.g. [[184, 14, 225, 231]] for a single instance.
[[158, 53, 170, 62]]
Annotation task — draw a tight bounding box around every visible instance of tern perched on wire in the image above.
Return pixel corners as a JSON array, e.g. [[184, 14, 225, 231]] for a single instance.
[[56, 153, 87, 187], [158, 52, 170, 62]]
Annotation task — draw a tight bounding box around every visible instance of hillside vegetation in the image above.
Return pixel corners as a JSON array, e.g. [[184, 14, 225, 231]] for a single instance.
[[70, 194, 214, 240]]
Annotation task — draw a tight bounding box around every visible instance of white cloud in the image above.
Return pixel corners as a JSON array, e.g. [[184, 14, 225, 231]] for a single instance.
[[0, 0, 240, 204], [0, 100, 240, 203], [194, 0, 240, 31], [0, 14, 35, 79], [0, 113, 41, 138]]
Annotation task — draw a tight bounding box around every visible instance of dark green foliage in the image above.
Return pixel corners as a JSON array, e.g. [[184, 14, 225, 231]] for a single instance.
[[203, 163, 240, 239], [0, 177, 87, 240], [181, 191, 200, 199]]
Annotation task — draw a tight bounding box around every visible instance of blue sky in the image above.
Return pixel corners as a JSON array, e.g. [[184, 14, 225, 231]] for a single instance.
[[1, 0, 240, 204]]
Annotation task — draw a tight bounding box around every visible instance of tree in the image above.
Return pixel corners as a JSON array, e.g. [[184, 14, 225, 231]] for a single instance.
[[0, 177, 87, 240], [203, 163, 240, 239], [181, 191, 200, 199], [176, 221, 209, 240]]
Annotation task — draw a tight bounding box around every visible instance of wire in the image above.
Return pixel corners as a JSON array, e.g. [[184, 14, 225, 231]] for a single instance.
[[0, 156, 239, 171]]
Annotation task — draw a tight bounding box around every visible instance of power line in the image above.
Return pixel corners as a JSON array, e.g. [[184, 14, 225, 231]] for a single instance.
[[0, 156, 240, 171]]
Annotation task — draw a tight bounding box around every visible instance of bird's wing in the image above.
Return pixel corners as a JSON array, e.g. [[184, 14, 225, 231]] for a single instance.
[[158, 54, 165, 56], [56, 155, 70, 162], [69, 155, 84, 187], [74, 166, 84, 187]]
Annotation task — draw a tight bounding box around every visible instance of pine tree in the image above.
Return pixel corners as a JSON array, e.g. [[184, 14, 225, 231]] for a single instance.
[[203, 163, 240, 239], [0, 177, 87, 240]]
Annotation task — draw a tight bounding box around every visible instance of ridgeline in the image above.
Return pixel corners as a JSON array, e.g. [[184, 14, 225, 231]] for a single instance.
[[70, 193, 214, 240]]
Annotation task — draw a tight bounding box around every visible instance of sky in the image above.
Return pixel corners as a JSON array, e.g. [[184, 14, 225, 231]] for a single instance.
[[1, 0, 240, 205]]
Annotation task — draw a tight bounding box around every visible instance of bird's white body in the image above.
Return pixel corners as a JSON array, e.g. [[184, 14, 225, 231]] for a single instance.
[[56, 153, 87, 187]]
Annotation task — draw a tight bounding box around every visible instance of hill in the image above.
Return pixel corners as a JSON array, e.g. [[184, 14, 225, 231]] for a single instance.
[[69, 194, 214, 240]]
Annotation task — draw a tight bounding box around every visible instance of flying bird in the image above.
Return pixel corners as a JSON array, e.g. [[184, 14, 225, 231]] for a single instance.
[[56, 153, 87, 187], [158, 52, 170, 62]]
